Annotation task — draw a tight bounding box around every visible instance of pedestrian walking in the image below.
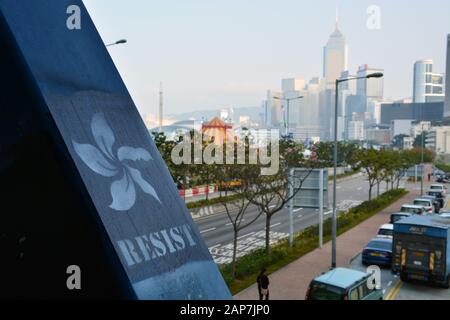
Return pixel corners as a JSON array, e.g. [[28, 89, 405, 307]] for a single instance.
[[256, 267, 270, 300]]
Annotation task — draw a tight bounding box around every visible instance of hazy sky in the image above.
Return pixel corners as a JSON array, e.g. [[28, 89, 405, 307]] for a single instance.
[[83, 0, 450, 116]]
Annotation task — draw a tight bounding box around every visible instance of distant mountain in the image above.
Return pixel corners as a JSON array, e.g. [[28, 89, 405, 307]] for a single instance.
[[167, 106, 262, 123]]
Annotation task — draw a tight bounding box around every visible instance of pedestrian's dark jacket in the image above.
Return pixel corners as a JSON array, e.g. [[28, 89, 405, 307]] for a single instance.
[[257, 274, 269, 290]]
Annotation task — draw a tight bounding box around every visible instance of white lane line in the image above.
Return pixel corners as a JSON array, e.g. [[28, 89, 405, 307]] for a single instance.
[[237, 232, 255, 240], [209, 244, 221, 249], [200, 227, 217, 234], [294, 208, 303, 213], [387, 281, 392, 287], [324, 210, 333, 216], [225, 219, 245, 226], [336, 186, 342, 190], [270, 222, 282, 228], [297, 214, 303, 219]]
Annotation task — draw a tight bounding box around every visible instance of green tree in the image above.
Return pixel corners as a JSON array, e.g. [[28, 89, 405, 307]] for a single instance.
[[246, 139, 316, 255]]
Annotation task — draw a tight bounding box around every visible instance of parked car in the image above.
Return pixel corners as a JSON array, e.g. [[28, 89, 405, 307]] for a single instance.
[[428, 184, 447, 195], [377, 224, 394, 239], [390, 212, 412, 224], [427, 190, 445, 208], [362, 237, 393, 267], [436, 176, 450, 183], [439, 211, 450, 218], [419, 195, 441, 213], [400, 204, 426, 215], [305, 268, 383, 300], [412, 198, 435, 214]]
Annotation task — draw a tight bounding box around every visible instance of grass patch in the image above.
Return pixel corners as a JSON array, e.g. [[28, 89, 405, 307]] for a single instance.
[[220, 188, 408, 295], [435, 162, 450, 173]]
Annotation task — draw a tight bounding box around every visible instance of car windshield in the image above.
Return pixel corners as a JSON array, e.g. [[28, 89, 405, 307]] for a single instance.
[[391, 215, 407, 223], [368, 240, 392, 250], [414, 200, 430, 207], [378, 229, 393, 236], [401, 207, 422, 214], [308, 282, 344, 300], [430, 186, 442, 190], [428, 192, 442, 198]]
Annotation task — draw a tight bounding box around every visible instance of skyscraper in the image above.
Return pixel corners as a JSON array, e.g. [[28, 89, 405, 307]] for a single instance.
[[413, 59, 445, 103], [445, 34, 450, 118], [263, 90, 282, 128], [323, 7, 348, 88], [356, 65, 384, 100]]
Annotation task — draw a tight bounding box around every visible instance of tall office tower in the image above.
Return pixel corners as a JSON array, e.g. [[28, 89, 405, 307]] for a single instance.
[[263, 90, 282, 128], [323, 7, 348, 88], [356, 65, 384, 100], [281, 78, 305, 130], [445, 35, 450, 118], [413, 59, 445, 103]]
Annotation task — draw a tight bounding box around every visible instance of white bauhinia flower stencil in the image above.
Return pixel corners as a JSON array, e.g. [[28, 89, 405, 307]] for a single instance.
[[72, 113, 161, 211]]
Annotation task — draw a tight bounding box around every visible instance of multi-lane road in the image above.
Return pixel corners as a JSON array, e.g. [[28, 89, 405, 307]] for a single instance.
[[194, 174, 386, 264]]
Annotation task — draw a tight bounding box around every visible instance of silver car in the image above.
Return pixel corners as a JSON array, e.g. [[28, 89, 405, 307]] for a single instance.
[[413, 198, 435, 214]]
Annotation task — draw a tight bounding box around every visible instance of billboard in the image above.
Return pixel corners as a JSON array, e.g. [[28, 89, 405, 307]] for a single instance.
[[0, 0, 230, 299], [292, 169, 328, 209]]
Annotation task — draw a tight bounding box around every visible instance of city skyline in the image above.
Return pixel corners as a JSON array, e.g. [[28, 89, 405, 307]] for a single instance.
[[84, 0, 450, 116]]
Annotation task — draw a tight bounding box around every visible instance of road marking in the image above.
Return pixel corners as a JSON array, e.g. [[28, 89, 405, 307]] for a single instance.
[[209, 243, 221, 249], [297, 215, 303, 219], [324, 210, 333, 216], [357, 187, 362, 191], [387, 281, 392, 287], [225, 219, 245, 227], [237, 232, 255, 240], [270, 222, 282, 228], [385, 281, 403, 300], [200, 227, 216, 234], [294, 208, 303, 212]]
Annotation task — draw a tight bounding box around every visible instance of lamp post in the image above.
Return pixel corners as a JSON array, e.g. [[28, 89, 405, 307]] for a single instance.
[[273, 95, 304, 137], [106, 39, 127, 47], [331, 72, 383, 269], [421, 123, 425, 196]]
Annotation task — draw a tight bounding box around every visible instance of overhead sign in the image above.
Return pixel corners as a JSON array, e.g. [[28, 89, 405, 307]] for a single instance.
[[406, 164, 424, 178], [0, 0, 230, 299], [292, 169, 328, 209]]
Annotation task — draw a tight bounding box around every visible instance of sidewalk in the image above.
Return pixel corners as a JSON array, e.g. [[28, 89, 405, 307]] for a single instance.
[[233, 188, 422, 300]]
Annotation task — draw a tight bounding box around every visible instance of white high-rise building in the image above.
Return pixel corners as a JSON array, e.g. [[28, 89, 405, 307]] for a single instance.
[[347, 120, 365, 141], [413, 59, 445, 103], [426, 126, 450, 154], [323, 9, 348, 89], [357, 65, 384, 100], [263, 90, 282, 128], [282, 78, 306, 131]]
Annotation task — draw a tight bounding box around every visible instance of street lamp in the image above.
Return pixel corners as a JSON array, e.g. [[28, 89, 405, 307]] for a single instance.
[[105, 39, 127, 47], [273, 95, 304, 137], [331, 72, 383, 269]]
